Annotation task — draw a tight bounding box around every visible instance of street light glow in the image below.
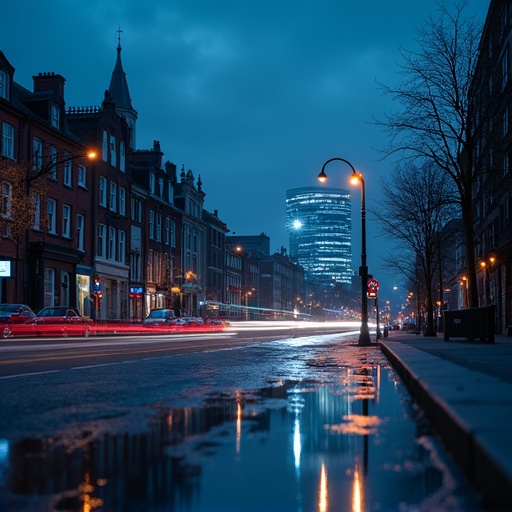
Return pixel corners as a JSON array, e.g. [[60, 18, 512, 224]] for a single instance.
[[293, 219, 302, 229]]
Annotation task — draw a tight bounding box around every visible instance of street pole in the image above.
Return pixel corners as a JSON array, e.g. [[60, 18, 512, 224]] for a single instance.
[[318, 157, 371, 346]]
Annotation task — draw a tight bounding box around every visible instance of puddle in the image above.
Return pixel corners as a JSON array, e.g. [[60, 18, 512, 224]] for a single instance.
[[0, 364, 480, 511]]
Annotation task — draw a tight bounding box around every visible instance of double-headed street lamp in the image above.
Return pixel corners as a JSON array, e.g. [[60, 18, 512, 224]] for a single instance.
[[318, 157, 372, 346]]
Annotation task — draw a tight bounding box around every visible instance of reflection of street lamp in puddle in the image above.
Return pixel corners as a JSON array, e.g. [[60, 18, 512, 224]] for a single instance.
[[318, 462, 328, 512]]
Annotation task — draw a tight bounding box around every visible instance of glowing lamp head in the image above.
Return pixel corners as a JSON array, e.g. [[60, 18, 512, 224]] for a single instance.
[[87, 151, 97, 159], [318, 169, 328, 183], [293, 219, 302, 230], [350, 172, 362, 186]]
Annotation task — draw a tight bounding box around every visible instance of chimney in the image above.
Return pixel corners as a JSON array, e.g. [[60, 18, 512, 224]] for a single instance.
[[33, 72, 66, 99]]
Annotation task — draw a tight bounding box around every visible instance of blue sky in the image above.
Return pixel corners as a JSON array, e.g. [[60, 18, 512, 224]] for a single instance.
[[1, 0, 490, 298]]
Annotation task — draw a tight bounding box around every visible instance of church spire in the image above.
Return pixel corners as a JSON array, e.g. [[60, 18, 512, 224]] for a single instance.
[[108, 28, 138, 148]]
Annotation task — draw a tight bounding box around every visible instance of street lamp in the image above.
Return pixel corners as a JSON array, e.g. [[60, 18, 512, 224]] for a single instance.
[[318, 157, 372, 346]]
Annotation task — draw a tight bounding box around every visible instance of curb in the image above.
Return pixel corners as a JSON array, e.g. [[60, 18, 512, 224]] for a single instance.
[[380, 340, 512, 511]]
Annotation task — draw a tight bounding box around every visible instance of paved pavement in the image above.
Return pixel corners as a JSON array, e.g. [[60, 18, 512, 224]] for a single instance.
[[379, 332, 512, 511]]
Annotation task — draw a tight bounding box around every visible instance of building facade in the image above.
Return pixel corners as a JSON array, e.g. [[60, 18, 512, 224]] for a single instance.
[[286, 187, 354, 287], [470, 0, 512, 334]]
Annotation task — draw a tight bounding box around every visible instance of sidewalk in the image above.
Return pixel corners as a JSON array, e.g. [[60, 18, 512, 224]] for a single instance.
[[379, 332, 512, 511]]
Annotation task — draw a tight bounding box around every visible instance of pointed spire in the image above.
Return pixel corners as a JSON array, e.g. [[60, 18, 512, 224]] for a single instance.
[[109, 29, 133, 111], [108, 28, 138, 148]]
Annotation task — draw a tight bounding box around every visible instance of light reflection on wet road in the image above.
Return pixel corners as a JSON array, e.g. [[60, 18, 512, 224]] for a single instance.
[[0, 334, 482, 511]]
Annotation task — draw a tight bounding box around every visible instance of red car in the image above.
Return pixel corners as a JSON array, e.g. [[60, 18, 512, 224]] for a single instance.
[[0, 304, 36, 338], [32, 306, 93, 337]]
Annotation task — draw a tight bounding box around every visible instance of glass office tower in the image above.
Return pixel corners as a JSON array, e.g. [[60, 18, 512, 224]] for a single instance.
[[286, 187, 354, 286]]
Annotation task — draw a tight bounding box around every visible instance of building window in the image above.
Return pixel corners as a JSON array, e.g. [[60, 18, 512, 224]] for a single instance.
[[110, 134, 116, 167], [97, 224, 106, 257], [109, 181, 117, 212], [102, 130, 108, 162], [76, 214, 84, 251], [47, 198, 57, 234], [62, 204, 71, 238], [131, 197, 143, 223], [51, 104, 60, 129], [155, 213, 162, 242], [165, 217, 171, 245], [108, 226, 116, 259], [1, 181, 12, 219], [505, 152, 510, 176], [120, 141, 125, 172], [117, 230, 125, 262], [77, 165, 87, 188], [0, 70, 9, 100], [44, 268, 55, 306], [33, 137, 43, 171], [49, 146, 58, 180], [32, 193, 41, 230], [170, 219, 176, 248], [1, 122, 14, 159], [119, 187, 126, 216], [99, 176, 107, 206], [63, 155, 72, 187], [149, 210, 154, 240], [504, 106, 509, 137]]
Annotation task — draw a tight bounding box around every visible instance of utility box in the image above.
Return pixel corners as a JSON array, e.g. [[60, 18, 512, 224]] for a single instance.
[[443, 305, 495, 343]]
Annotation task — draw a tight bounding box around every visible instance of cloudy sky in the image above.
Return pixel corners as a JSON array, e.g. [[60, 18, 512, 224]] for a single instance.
[[2, 0, 490, 297]]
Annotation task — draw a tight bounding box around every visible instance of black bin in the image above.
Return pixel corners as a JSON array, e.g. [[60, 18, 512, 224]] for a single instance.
[[444, 305, 495, 343]]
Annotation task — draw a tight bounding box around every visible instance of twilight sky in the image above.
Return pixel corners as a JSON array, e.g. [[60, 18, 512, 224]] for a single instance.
[[1, 0, 490, 298]]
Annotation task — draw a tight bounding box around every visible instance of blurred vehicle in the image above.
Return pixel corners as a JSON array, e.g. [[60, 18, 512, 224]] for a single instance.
[[142, 308, 177, 327], [175, 316, 204, 326], [0, 304, 36, 338], [33, 306, 93, 337]]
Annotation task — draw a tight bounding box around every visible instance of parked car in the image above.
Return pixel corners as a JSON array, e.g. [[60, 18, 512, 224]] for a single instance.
[[33, 306, 93, 337], [0, 304, 36, 338], [142, 308, 177, 327]]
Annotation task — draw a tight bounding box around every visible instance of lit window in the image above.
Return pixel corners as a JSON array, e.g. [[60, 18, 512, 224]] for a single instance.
[[33, 137, 43, 171]]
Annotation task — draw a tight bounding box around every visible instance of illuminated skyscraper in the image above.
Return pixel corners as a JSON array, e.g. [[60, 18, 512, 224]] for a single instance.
[[286, 187, 354, 286]]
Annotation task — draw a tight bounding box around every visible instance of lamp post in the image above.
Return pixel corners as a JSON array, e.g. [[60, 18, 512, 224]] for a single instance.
[[318, 157, 371, 346]]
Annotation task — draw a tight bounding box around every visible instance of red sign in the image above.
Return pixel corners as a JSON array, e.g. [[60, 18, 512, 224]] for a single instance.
[[367, 278, 380, 293]]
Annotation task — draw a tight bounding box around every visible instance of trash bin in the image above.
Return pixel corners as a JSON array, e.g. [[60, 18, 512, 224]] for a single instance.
[[383, 327, 389, 338], [444, 305, 495, 343]]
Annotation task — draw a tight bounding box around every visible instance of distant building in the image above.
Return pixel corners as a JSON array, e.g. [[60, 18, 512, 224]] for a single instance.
[[286, 187, 354, 287]]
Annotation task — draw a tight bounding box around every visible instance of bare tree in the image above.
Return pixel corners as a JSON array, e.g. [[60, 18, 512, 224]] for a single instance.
[[371, 160, 458, 336], [376, 0, 484, 307], [0, 158, 47, 241]]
